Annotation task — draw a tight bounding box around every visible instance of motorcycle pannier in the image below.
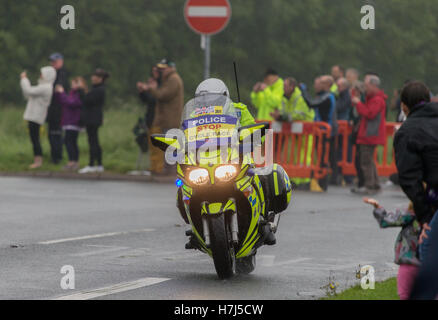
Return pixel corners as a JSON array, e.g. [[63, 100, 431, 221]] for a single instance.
[[258, 164, 292, 214]]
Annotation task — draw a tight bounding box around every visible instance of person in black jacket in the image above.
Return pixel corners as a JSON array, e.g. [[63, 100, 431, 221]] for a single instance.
[[394, 81, 438, 263], [78, 68, 110, 174], [410, 214, 438, 300], [137, 66, 161, 129], [301, 76, 338, 189], [47, 52, 69, 164]]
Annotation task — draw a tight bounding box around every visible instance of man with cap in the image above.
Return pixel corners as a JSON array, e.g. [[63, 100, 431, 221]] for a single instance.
[[47, 52, 69, 164], [145, 58, 184, 176]]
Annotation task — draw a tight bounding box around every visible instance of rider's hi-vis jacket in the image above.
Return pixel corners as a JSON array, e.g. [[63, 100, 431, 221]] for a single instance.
[[233, 102, 256, 127]]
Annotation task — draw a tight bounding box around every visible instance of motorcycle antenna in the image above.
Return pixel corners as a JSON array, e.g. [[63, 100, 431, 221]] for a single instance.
[[233, 61, 241, 102]]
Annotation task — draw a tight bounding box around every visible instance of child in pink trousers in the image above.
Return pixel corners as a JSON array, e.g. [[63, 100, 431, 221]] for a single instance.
[[364, 198, 421, 300]]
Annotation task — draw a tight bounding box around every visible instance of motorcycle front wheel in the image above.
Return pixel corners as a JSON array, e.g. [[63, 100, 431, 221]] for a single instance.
[[209, 214, 235, 279]]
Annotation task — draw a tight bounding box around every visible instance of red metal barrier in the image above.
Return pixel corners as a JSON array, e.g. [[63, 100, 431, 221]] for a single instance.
[[259, 121, 332, 180], [337, 120, 400, 177]]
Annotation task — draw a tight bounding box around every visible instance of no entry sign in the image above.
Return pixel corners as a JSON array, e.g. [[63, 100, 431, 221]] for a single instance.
[[184, 0, 232, 35]]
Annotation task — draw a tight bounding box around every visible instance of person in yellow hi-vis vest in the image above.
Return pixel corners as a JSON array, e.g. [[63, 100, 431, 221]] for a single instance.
[[250, 68, 284, 121], [271, 77, 315, 188]]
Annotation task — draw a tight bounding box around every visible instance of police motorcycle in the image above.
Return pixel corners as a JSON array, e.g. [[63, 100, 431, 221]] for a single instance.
[[151, 79, 292, 279]]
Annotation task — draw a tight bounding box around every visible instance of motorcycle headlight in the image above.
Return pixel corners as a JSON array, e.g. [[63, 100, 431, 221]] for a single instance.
[[188, 168, 209, 185], [215, 165, 238, 182]]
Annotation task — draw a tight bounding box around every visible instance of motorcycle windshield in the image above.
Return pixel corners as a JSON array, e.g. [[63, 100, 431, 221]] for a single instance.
[[181, 94, 240, 148]]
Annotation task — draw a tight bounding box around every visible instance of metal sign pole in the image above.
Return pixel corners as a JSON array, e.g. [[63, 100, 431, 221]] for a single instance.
[[203, 35, 211, 79]]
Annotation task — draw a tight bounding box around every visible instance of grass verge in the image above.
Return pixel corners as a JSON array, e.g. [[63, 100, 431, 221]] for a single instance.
[[0, 105, 148, 174], [322, 277, 399, 300]]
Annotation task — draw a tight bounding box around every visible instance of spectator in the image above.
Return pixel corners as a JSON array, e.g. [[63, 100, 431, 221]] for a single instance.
[[147, 59, 184, 176], [20, 66, 56, 169], [47, 53, 69, 164], [336, 77, 352, 121], [301, 75, 338, 188], [331, 65, 345, 82], [350, 80, 366, 189], [330, 65, 345, 96], [137, 66, 161, 129], [55, 77, 87, 171], [271, 77, 315, 189], [410, 216, 438, 299], [78, 68, 110, 174], [251, 68, 284, 121], [363, 198, 421, 300], [394, 81, 438, 263], [351, 75, 387, 194], [389, 88, 403, 122], [345, 68, 360, 86], [272, 77, 314, 122], [336, 77, 353, 185], [390, 80, 413, 123]]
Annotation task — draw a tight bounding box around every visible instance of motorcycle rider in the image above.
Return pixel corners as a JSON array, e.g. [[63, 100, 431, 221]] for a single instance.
[[194, 78, 255, 127], [178, 78, 277, 247]]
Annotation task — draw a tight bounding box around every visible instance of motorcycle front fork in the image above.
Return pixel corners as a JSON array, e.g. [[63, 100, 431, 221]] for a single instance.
[[202, 211, 239, 248]]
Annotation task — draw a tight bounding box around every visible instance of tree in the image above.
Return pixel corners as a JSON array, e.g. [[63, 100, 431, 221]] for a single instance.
[[2, 0, 438, 106]]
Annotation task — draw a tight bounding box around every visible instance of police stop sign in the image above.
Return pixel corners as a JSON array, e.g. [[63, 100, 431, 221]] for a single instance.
[[184, 0, 232, 35]]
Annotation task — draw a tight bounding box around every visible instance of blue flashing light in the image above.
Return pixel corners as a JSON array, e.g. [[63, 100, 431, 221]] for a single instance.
[[175, 178, 183, 188]]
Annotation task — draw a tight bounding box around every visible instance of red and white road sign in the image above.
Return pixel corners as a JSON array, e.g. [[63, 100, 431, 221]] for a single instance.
[[184, 0, 232, 35]]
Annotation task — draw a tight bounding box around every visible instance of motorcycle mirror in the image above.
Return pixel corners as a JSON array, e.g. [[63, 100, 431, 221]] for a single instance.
[[151, 134, 182, 152], [238, 122, 270, 142]]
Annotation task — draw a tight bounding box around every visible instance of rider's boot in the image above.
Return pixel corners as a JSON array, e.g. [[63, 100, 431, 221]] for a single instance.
[[184, 230, 197, 249]]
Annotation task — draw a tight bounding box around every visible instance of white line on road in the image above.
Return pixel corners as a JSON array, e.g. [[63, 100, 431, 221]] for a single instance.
[[257, 255, 276, 267], [71, 246, 129, 257], [258, 256, 312, 267], [274, 257, 312, 267], [38, 228, 155, 245], [52, 277, 170, 300], [287, 262, 360, 271]]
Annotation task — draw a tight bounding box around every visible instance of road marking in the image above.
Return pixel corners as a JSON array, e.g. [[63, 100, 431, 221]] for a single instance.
[[287, 262, 360, 271], [258, 256, 312, 267], [38, 228, 155, 245], [257, 255, 276, 267], [52, 277, 170, 300], [71, 246, 129, 257], [274, 257, 312, 267]]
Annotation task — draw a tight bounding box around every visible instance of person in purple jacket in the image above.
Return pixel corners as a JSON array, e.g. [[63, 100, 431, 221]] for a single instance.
[[55, 77, 87, 171]]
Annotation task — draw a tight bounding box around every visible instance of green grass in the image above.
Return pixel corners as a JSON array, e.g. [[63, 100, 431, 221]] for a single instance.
[[322, 278, 399, 300], [0, 105, 148, 173]]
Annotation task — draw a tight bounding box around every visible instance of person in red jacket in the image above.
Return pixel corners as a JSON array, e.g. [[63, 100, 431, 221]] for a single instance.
[[351, 75, 387, 194]]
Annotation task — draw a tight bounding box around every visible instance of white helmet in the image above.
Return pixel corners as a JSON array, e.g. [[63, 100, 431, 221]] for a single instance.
[[195, 78, 229, 97]]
